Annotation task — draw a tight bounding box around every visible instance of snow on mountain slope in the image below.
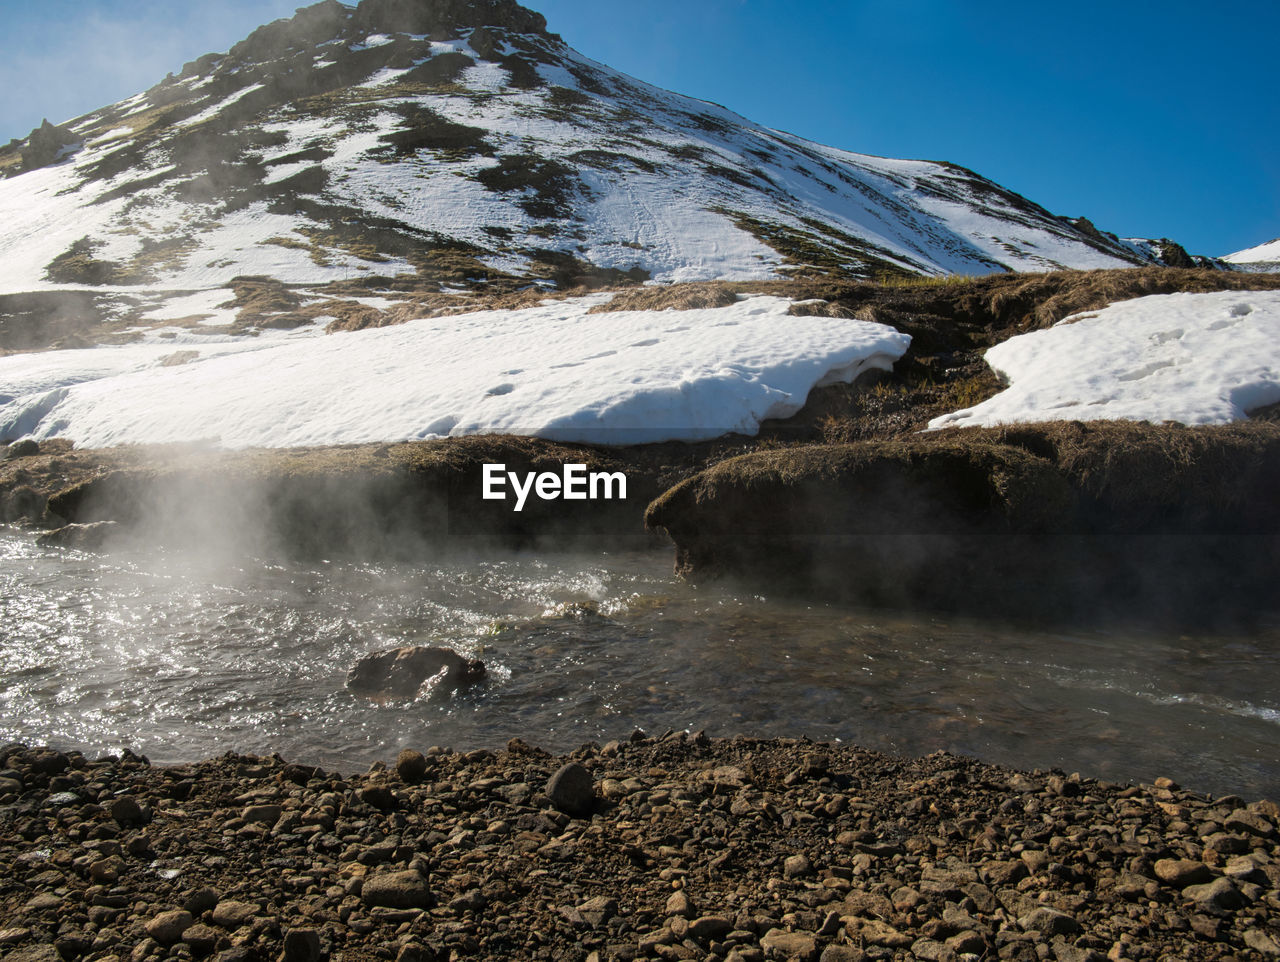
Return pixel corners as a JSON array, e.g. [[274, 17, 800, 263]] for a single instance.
[[0, 0, 1159, 342], [927, 291, 1280, 430], [1224, 238, 1280, 273], [0, 294, 911, 448]]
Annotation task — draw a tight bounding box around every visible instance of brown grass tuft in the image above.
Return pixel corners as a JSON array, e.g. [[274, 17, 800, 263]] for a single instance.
[[586, 283, 741, 314]]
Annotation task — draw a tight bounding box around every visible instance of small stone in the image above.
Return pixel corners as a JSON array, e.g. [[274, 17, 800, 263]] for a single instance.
[[705, 765, 750, 793], [359, 785, 397, 812], [818, 947, 865, 962], [945, 930, 987, 955], [89, 855, 124, 883], [841, 890, 894, 918], [783, 854, 814, 878], [1244, 929, 1280, 956], [1225, 808, 1276, 838], [145, 909, 193, 945], [23, 893, 63, 913], [281, 764, 317, 785], [54, 931, 91, 959], [687, 916, 733, 942], [1153, 858, 1212, 888], [760, 928, 817, 961], [909, 940, 946, 962], [4, 946, 61, 962], [0, 928, 33, 945], [362, 870, 430, 910], [665, 890, 692, 918], [240, 804, 282, 826], [1018, 906, 1080, 937], [817, 912, 842, 938], [546, 762, 594, 817], [577, 896, 618, 928], [1203, 832, 1251, 857], [395, 944, 431, 962], [183, 887, 219, 917], [183, 924, 220, 957], [854, 919, 912, 948], [210, 901, 259, 929], [109, 796, 146, 825], [1183, 876, 1248, 916], [396, 749, 427, 783], [447, 890, 485, 913], [1020, 849, 1049, 874], [281, 927, 322, 962]]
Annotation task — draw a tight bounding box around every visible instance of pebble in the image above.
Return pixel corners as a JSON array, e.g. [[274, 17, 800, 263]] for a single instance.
[[1154, 857, 1214, 887], [209, 900, 258, 929], [109, 795, 146, 825], [0, 738, 1275, 962], [1184, 876, 1249, 915], [396, 749, 428, 783], [546, 761, 595, 816], [182, 924, 219, 956], [687, 915, 733, 942], [281, 927, 321, 962], [361, 870, 430, 909], [783, 853, 814, 878], [144, 909, 192, 945], [1018, 906, 1081, 937], [666, 890, 693, 918], [760, 928, 818, 961]]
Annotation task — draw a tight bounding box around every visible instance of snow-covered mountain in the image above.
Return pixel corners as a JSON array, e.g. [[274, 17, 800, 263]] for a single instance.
[[0, 0, 1187, 341], [1224, 238, 1280, 273]]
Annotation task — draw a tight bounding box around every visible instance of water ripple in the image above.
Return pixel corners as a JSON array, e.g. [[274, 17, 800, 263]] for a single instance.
[[1, 529, 1278, 797]]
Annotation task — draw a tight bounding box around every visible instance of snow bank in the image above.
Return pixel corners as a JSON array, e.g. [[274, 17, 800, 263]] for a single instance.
[[928, 290, 1280, 430], [0, 295, 910, 448], [1224, 237, 1280, 271]]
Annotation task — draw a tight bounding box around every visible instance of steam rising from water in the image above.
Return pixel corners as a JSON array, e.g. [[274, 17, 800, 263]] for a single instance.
[[2, 530, 1278, 799]]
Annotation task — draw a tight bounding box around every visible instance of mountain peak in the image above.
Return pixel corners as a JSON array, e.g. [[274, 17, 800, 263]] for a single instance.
[[0, 0, 1207, 350], [221, 0, 551, 69]]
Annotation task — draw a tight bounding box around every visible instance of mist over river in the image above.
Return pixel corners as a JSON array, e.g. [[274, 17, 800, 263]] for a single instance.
[[2, 530, 1278, 799]]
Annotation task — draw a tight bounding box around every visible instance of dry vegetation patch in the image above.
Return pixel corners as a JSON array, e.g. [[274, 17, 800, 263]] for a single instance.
[[586, 282, 740, 314]]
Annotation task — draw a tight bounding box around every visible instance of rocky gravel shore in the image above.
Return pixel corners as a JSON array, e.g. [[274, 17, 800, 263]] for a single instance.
[[2, 736, 1279, 962]]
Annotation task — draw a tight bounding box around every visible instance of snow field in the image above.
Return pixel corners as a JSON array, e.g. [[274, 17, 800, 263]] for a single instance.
[[0, 295, 911, 448], [928, 291, 1280, 430]]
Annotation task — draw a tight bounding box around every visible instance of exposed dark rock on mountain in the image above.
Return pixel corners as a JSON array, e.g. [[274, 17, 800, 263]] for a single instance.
[[19, 118, 80, 170]]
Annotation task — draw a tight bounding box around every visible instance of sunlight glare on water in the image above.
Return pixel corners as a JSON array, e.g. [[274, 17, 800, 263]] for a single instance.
[[1, 530, 1278, 798]]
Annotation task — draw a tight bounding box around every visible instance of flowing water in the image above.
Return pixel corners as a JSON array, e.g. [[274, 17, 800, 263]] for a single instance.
[[2, 529, 1278, 799]]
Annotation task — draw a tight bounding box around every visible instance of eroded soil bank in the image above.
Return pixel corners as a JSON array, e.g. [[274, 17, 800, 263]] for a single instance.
[[2, 736, 1279, 962], [0, 436, 686, 556], [5, 420, 1280, 626], [643, 420, 1280, 625]]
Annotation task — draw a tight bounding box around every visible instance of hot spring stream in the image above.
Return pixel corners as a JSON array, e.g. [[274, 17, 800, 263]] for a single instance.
[[2, 530, 1277, 799]]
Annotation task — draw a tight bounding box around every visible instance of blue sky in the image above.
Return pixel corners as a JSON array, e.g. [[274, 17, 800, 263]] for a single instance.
[[1, 0, 1275, 258]]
